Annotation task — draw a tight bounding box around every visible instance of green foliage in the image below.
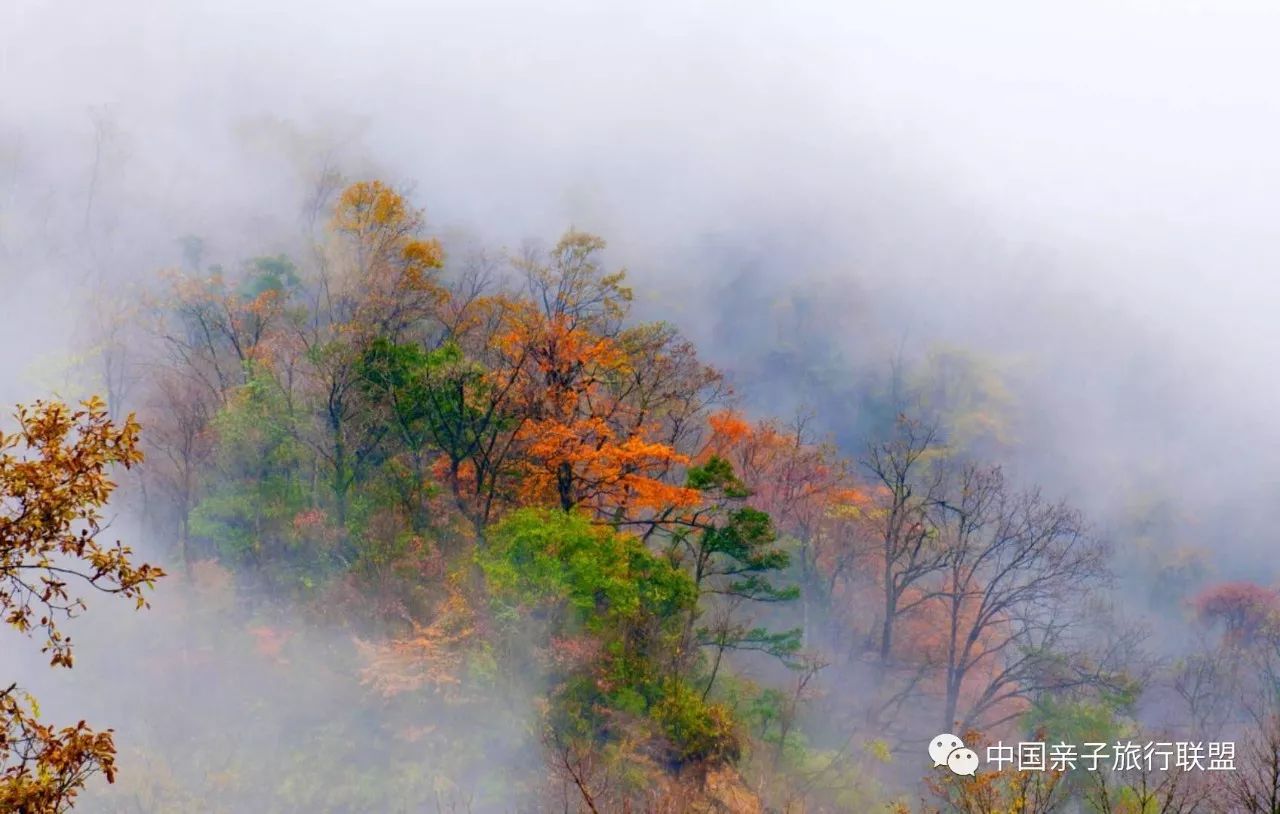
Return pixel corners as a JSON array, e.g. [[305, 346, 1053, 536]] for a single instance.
[[682, 459, 797, 605], [698, 622, 802, 664], [239, 254, 301, 299], [1023, 691, 1134, 747], [678, 458, 803, 688], [702, 507, 799, 602], [479, 507, 696, 633], [359, 338, 454, 436], [358, 337, 514, 472], [190, 372, 335, 587], [686, 454, 750, 498], [652, 681, 741, 763], [479, 509, 753, 765]]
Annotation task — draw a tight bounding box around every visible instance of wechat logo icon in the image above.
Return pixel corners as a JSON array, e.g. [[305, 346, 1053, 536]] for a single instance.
[[929, 733, 979, 776]]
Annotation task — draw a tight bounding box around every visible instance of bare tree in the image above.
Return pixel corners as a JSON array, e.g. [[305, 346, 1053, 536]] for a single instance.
[[861, 415, 949, 662], [1085, 760, 1210, 814], [1214, 713, 1280, 813], [932, 463, 1116, 731], [143, 371, 215, 577], [1173, 634, 1247, 736]]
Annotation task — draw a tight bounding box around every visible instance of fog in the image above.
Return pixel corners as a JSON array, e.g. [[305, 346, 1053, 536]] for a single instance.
[[3, 0, 1280, 809], [6, 0, 1279, 457]]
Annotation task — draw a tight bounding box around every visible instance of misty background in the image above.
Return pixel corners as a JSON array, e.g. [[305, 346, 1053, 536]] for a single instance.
[[2, 0, 1280, 807]]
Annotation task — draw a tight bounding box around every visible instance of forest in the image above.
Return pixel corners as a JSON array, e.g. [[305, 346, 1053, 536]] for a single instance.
[[6, 1, 1280, 812], [1, 173, 1279, 813]]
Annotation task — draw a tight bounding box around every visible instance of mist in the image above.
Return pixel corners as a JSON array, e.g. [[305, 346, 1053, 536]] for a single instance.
[[4, 0, 1280, 810]]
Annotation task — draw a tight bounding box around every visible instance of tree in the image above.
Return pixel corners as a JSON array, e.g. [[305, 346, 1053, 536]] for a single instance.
[[515, 229, 630, 337], [477, 509, 740, 772], [860, 415, 948, 662], [356, 338, 453, 535], [0, 397, 163, 812], [1084, 758, 1209, 814], [324, 180, 446, 342], [1194, 581, 1280, 646], [142, 371, 213, 577], [189, 370, 315, 586], [603, 321, 727, 476], [357, 336, 522, 538], [1217, 713, 1280, 813], [932, 463, 1117, 732], [673, 455, 802, 700], [700, 410, 845, 545], [697, 410, 849, 647], [297, 181, 446, 528], [348, 226, 722, 539], [153, 256, 297, 408], [143, 256, 300, 572], [497, 232, 703, 520], [1176, 585, 1280, 753]]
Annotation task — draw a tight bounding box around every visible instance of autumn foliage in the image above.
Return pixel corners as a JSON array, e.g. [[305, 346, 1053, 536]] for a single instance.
[[52, 177, 1188, 812], [1194, 581, 1280, 645], [0, 398, 162, 812]]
